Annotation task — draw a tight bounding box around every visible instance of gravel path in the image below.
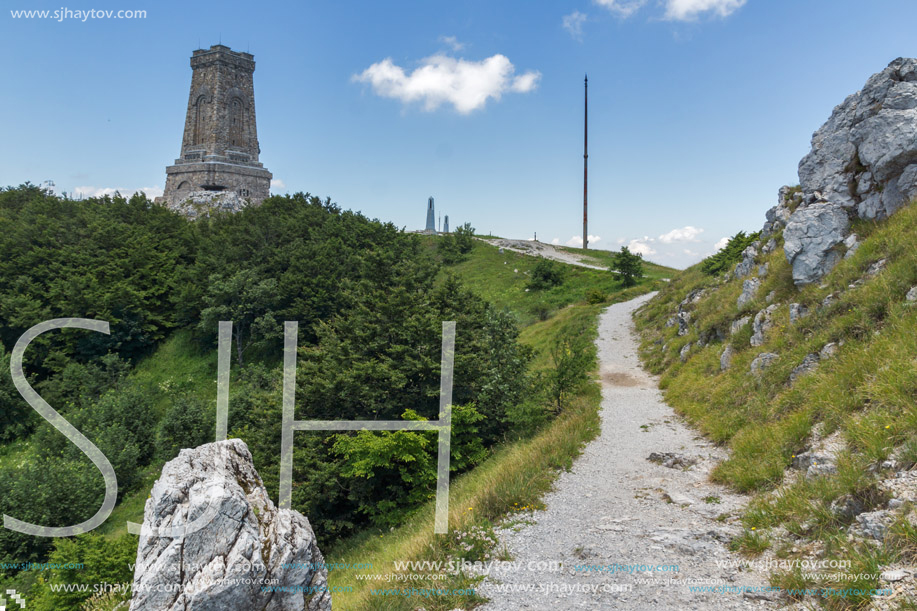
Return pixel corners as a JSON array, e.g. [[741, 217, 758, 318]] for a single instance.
[[480, 238, 609, 270], [477, 293, 779, 610]]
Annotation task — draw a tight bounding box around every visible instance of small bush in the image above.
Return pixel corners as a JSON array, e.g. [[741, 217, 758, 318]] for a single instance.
[[530, 301, 553, 321], [585, 288, 607, 304], [528, 259, 565, 290], [545, 336, 592, 411]]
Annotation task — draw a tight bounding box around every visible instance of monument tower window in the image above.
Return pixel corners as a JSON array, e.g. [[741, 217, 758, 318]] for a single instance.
[[230, 98, 244, 147], [192, 95, 207, 145]]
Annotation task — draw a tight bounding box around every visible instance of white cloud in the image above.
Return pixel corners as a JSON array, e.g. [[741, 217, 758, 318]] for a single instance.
[[714, 236, 730, 250], [353, 54, 541, 114], [616, 237, 626, 244], [664, 0, 747, 21], [73, 185, 163, 200], [438, 35, 465, 52], [551, 237, 561, 245], [565, 235, 602, 247], [270, 179, 286, 190], [594, 0, 647, 18], [658, 225, 704, 243], [626, 237, 656, 256], [562, 11, 588, 40]]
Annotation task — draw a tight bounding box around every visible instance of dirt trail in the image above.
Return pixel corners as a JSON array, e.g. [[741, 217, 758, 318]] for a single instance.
[[480, 238, 608, 270], [477, 293, 778, 610]]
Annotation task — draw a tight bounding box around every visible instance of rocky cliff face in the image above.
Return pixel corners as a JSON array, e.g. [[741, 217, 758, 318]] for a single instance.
[[779, 57, 917, 284], [129, 439, 331, 611]]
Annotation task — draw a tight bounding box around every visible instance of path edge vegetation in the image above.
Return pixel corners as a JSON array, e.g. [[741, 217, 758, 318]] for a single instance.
[[325, 279, 665, 610]]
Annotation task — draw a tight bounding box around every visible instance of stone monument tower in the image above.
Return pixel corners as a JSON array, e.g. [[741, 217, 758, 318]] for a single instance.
[[424, 196, 436, 233], [158, 45, 272, 212]]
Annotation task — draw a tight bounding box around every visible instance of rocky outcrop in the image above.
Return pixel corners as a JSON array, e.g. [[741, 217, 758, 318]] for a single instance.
[[729, 316, 751, 335], [733, 245, 759, 279], [750, 304, 779, 347], [737, 278, 760, 309], [130, 439, 331, 611], [788, 353, 820, 384], [783, 201, 849, 285], [789, 303, 809, 324], [777, 58, 917, 284], [750, 352, 778, 375], [820, 342, 839, 359], [720, 345, 735, 371], [166, 190, 253, 219], [761, 186, 798, 238]]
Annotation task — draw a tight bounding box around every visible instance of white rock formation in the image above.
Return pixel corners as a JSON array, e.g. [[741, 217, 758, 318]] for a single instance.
[[165, 190, 252, 219], [781, 58, 917, 284], [130, 439, 331, 611]]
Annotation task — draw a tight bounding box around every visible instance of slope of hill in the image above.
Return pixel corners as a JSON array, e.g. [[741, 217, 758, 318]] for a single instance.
[[0, 185, 673, 610], [443, 238, 671, 326], [635, 202, 917, 609], [321, 239, 673, 609]]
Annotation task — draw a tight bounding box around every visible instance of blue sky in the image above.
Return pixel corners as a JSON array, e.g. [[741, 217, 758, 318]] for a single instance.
[[3, 0, 917, 268]]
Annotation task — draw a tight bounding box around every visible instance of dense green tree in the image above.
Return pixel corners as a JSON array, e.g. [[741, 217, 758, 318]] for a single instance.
[[0, 344, 35, 442], [700, 231, 760, 276], [0, 187, 195, 374], [198, 269, 279, 366], [611, 246, 644, 287], [438, 222, 476, 264], [0, 186, 540, 563]]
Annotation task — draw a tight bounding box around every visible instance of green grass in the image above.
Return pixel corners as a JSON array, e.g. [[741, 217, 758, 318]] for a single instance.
[[7, 232, 661, 610], [325, 307, 607, 609], [552, 244, 675, 279], [440, 240, 672, 326], [636, 201, 917, 609], [319, 239, 666, 609], [127, 329, 218, 419]]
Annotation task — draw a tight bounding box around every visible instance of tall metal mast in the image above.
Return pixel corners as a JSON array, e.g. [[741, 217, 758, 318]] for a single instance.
[[583, 74, 589, 250]]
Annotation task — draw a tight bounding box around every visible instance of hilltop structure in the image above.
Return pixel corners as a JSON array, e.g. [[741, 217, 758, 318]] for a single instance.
[[424, 196, 436, 233], [156, 45, 272, 215]]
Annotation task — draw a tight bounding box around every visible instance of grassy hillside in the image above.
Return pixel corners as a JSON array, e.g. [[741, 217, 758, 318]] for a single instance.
[[636, 201, 917, 609], [0, 198, 670, 611], [318, 241, 671, 609], [436, 239, 671, 326]]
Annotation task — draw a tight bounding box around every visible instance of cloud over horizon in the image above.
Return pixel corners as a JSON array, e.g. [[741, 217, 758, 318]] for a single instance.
[[658, 225, 704, 243], [664, 0, 747, 20], [626, 237, 656, 256], [353, 53, 541, 114], [563, 234, 602, 247]]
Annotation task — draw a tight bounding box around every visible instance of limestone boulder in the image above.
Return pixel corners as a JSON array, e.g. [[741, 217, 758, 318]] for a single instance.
[[130, 439, 331, 611]]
